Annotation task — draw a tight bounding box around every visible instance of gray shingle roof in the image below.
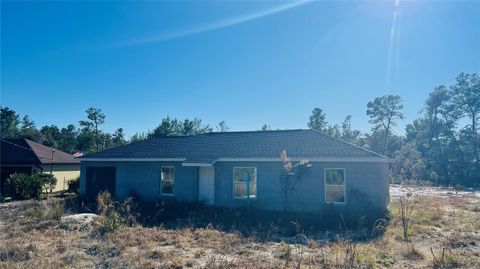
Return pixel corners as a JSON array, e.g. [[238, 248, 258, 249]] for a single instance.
[[80, 129, 389, 163]]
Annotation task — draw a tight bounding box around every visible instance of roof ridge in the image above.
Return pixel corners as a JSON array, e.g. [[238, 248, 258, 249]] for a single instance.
[[202, 129, 307, 135], [148, 129, 308, 139]]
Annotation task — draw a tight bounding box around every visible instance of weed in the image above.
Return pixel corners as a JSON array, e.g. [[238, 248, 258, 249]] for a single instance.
[[27, 199, 64, 221], [277, 241, 292, 261], [431, 247, 461, 268], [398, 193, 415, 241], [378, 249, 396, 267], [96, 191, 138, 234], [401, 244, 425, 261]]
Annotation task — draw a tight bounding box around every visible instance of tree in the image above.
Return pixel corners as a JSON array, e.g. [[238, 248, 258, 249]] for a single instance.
[[76, 129, 96, 152], [261, 124, 271, 131], [307, 107, 327, 131], [40, 125, 62, 148], [421, 86, 458, 184], [279, 150, 311, 212], [0, 107, 20, 138], [149, 117, 212, 138], [361, 130, 404, 157], [340, 115, 361, 143], [59, 124, 78, 153], [393, 142, 427, 182], [100, 132, 114, 149], [180, 118, 212, 136], [130, 132, 147, 143], [216, 121, 230, 132], [451, 73, 480, 134], [149, 117, 181, 137], [451, 73, 480, 175], [19, 115, 42, 141], [367, 94, 404, 154], [80, 107, 105, 151], [325, 124, 341, 138], [112, 128, 127, 147]]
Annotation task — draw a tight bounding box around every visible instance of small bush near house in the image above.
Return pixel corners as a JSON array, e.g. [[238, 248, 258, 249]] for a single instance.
[[37, 174, 57, 193], [6, 173, 58, 200], [67, 177, 80, 193], [6, 173, 45, 200]]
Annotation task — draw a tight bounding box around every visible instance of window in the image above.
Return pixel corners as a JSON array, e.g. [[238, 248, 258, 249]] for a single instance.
[[324, 168, 346, 203], [233, 167, 256, 198], [161, 166, 175, 195]]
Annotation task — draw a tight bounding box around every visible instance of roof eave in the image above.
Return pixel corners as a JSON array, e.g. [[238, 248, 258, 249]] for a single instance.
[[78, 157, 393, 164]]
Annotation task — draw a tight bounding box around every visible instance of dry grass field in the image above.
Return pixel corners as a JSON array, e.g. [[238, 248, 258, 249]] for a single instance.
[[0, 185, 479, 269]]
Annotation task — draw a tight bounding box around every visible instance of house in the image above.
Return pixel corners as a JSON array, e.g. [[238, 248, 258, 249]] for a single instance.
[[78, 129, 391, 213], [0, 138, 80, 194]]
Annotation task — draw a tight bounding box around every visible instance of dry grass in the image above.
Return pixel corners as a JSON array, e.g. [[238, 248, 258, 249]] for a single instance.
[[0, 187, 479, 268]]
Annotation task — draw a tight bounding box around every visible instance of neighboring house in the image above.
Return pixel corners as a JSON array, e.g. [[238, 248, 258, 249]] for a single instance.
[[78, 129, 392, 213], [0, 138, 80, 193]]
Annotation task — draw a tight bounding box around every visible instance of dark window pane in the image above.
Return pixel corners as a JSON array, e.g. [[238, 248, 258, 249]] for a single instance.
[[162, 180, 174, 194], [325, 169, 344, 185], [161, 167, 175, 194]]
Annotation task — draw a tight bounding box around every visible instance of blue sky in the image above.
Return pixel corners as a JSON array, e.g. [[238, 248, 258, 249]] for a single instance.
[[1, 0, 479, 137]]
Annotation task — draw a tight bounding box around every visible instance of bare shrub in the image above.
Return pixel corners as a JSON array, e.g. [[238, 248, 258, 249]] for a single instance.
[[96, 191, 138, 234], [202, 255, 236, 269], [398, 193, 415, 241], [27, 199, 64, 221], [0, 245, 32, 262], [430, 247, 461, 268], [401, 244, 425, 261]]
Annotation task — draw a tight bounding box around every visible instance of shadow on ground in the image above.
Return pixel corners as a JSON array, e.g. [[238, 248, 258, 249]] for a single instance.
[[73, 194, 389, 243]]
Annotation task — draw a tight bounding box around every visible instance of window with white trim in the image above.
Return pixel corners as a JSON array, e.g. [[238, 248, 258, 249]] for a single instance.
[[161, 166, 175, 195], [233, 167, 256, 198], [324, 168, 346, 203]]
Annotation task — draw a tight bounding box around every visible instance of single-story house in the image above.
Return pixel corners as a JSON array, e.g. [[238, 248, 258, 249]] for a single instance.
[[0, 138, 80, 194], [78, 129, 392, 213]]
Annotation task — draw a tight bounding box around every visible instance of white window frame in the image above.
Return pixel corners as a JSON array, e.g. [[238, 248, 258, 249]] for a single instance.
[[160, 166, 175, 196], [232, 167, 257, 199], [324, 168, 346, 204]]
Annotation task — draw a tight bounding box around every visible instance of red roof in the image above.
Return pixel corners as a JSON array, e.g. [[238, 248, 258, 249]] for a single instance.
[[1, 138, 80, 164]]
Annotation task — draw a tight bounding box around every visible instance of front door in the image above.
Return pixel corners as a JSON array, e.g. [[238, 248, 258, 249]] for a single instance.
[[198, 166, 214, 205]]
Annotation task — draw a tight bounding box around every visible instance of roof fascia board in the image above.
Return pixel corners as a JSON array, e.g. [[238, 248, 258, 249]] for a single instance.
[[181, 163, 213, 167], [79, 157, 392, 164], [79, 158, 186, 162]]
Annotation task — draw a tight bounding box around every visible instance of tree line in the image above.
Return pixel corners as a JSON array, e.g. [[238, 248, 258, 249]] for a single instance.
[[0, 107, 230, 153], [306, 72, 479, 187], [1, 72, 478, 186], [1, 107, 128, 153]]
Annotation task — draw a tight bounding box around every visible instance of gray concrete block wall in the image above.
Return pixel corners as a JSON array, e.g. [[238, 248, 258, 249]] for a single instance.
[[80, 161, 198, 201], [214, 161, 389, 212], [80, 160, 389, 213]]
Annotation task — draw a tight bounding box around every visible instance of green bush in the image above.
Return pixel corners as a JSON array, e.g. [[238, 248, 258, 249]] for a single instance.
[[7, 173, 45, 200], [67, 177, 80, 193], [6, 173, 58, 200], [37, 174, 57, 193]]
